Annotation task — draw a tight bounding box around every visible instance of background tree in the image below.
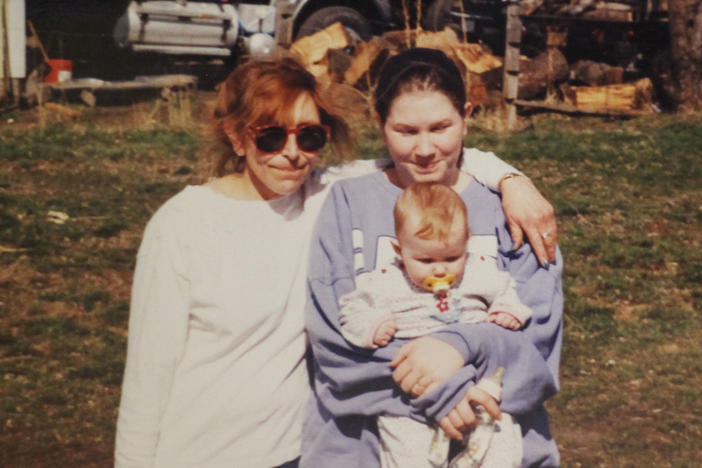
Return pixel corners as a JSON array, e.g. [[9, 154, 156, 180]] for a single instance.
[[668, 0, 702, 110]]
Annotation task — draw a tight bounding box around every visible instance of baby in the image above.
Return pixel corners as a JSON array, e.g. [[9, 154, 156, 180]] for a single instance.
[[339, 182, 529, 468]]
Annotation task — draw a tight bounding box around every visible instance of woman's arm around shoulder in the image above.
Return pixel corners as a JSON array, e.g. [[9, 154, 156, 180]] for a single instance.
[[462, 147, 558, 266]]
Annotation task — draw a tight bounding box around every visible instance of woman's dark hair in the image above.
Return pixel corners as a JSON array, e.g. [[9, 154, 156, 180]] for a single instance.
[[374, 48, 467, 125]]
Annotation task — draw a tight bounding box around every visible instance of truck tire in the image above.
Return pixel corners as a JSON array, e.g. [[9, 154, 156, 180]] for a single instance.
[[296, 7, 372, 43]]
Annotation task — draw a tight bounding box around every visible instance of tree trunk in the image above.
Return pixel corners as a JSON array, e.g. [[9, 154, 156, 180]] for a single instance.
[[668, 0, 702, 111]]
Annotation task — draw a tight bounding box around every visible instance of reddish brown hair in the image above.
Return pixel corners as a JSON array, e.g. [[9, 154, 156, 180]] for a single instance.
[[212, 56, 352, 175], [394, 182, 469, 243]]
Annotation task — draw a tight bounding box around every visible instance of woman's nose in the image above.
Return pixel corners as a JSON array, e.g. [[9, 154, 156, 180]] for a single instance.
[[415, 132, 434, 158], [281, 133, 300, 161]]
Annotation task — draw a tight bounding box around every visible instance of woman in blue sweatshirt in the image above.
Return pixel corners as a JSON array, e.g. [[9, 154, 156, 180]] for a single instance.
[[303, 48, 563, 467]]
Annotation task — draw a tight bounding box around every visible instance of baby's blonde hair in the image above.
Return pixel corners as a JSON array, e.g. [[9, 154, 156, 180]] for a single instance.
[[393, 182, 469, 243]]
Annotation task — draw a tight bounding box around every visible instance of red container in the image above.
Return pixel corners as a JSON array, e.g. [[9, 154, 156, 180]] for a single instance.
[[44, 59, 73, 83]]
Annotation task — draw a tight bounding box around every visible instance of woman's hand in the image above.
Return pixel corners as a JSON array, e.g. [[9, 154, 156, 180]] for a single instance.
[[390, 336, 465, 397], [500, 175, 558, 267], [439, 386, 502, 440]]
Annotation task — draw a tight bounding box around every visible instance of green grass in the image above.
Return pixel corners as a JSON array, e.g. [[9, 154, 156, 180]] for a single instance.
[[1, 103, 701, 467], [0, 105, 204, 467], [471, 113, 702, 467]]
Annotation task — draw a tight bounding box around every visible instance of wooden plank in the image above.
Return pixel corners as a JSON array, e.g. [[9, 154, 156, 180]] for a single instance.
[[514, 98, 653, 117], [46, 75, 197, 91]]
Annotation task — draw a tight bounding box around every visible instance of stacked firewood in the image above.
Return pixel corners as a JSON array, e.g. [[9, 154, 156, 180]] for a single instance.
[[289, 23, 655, 114], [290, 24, 503, 108]]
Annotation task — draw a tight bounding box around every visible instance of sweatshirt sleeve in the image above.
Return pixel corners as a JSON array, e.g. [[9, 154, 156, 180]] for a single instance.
[[114, 208, 190, 467], [460, 148, 523, 192], [429, 203, 563, 417]]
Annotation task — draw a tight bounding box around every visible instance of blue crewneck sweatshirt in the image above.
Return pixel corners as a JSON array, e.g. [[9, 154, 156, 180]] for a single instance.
[[303, 171, 563, 467]]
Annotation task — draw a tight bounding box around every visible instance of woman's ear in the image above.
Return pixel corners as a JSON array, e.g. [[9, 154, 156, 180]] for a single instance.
[[464, 102, 475, 124], [223, 119, 245, 155]]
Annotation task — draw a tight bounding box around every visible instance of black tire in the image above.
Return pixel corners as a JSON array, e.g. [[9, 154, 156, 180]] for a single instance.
[[424, 0, 454, 31], [296, 6, 372, 43]]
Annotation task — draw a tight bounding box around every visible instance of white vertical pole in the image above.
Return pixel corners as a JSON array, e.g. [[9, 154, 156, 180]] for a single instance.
[[7, 0, 25, 79]]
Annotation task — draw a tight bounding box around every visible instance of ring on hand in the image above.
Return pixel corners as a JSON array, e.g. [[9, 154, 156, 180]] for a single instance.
[[541, 231, 551, 239]]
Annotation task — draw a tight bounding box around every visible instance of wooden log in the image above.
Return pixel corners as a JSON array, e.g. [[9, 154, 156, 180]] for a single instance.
[[517, 48, 569, 100], [344, 36, 393, 86], [291, 22, 349, 67], [562, 78, 654, 112], [415, 27, 460, 49], [453, 43, 503, 75], [327, 48, 354, 82], [582, 3, 635, 22], [380, 30, 414, 49], [520, 0, 545, 16], [515, 98, 653, 116], [571, 60, 625, 86], [453, 45, 503, 108]]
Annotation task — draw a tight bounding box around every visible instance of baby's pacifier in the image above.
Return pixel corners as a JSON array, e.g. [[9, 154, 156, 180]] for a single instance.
[[421, 274, 457, 296]]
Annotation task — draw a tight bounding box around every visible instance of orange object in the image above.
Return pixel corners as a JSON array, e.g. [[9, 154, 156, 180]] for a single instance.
[[44, 59, 73, 83]]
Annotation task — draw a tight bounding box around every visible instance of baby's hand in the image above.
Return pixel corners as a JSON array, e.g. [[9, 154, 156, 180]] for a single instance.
[[486, 312, 522, 330], [373, 320, 397, 347]]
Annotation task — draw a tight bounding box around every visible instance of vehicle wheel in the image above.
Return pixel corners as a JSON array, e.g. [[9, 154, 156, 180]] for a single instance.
[[296, 7, 372, 44], [424, 0, 454, 31]]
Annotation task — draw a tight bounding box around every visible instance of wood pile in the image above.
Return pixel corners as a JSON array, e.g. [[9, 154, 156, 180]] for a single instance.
[[289, 25, 503, 108], [288, 22, 656, 116]]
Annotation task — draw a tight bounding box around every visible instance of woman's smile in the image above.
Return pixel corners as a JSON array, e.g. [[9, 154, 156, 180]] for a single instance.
[[241, 92, 320, 199], [382, 90, 468, 189]]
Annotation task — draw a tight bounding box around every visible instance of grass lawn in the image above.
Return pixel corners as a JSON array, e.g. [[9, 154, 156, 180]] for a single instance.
[[1, 95, 700, 467]]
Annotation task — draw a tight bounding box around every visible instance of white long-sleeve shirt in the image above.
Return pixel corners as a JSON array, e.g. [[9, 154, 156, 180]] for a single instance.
[[115, 150, 519, 467]]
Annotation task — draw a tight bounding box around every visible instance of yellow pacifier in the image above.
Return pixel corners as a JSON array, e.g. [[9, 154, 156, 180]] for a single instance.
[[421, 274, 457, 296]]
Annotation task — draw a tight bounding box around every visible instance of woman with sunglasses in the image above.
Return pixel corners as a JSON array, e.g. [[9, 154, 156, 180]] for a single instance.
[[115, 56, 557, 468], [304, 48, 563, 467]]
